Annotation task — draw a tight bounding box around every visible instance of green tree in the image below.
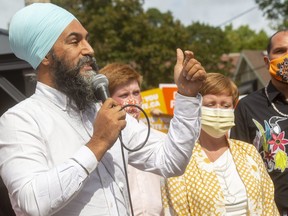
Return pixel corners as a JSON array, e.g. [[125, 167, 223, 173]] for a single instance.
[[134, 8, 189, 89], [51, 0, 269, 88], [224, 24, 268, 52], [185, 22, 232, 75], [51, 0, 189, 89], [52, 0, 146, 64], [255, 0, 288, 30]]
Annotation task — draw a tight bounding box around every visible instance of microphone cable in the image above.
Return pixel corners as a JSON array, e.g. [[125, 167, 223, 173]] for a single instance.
[[119, 104, 151, 152], [118, 104, 151, 216], [92, 73, 152, 215]]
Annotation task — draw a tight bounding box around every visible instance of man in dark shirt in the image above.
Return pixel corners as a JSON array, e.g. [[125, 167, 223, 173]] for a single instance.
[[230, 30, 288, 215]]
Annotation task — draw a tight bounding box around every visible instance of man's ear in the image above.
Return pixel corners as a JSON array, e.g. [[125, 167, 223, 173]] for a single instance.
[[41, 55, 50, 66], [264, 56, 270, 69], [41, 56, 50, 66]]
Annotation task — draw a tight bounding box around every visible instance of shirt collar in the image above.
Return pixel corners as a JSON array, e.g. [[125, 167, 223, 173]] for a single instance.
[[35, 81, 71, 111], [266, 81, 283, 102], [35, 81, 99, 114]]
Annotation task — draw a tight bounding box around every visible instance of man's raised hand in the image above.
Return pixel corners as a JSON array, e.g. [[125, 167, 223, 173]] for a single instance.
[[174, 48, 206, 97]]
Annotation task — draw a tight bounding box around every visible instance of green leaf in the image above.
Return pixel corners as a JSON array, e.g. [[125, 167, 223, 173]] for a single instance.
[[252, 119, 268, 151], [275, 150, 287, 172]]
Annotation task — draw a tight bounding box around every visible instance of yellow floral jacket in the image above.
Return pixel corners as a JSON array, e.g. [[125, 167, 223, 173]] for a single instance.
[[162, 139, 279, 216]]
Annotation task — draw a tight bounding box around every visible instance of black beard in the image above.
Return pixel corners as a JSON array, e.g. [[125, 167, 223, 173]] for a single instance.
[[50, 53, 99, 111]]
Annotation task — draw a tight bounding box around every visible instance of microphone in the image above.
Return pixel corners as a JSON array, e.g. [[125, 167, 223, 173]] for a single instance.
[[92, 74, 110, 103]]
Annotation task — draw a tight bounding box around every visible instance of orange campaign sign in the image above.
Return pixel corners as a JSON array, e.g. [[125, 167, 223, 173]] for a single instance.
[[139, 88, 171, 133], [139, 84, 178, 133], [140, 88, 167, 114], [159, 83, 178, 116]]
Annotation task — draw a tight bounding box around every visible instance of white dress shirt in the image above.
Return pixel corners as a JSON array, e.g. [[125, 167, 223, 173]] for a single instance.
[[213, 150, 248, 215], [127, 165, 164, 215], [0, 82, 201, 216]]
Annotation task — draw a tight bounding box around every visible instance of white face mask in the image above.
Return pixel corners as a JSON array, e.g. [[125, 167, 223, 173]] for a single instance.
[[201, 106, 235, 138]]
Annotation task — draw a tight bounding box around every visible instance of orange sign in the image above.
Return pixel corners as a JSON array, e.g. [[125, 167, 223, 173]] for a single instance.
[[139, 88, 171, 133], [159, 84, 178, 116]]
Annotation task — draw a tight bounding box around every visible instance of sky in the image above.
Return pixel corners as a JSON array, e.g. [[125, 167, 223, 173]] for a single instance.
[[0, 0, 274, 36], [143, 0, 274, 35], [0, 0, 24, 30]]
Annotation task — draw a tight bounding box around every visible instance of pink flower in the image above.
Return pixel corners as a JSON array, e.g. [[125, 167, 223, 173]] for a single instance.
[[268, 131, 288, 152]]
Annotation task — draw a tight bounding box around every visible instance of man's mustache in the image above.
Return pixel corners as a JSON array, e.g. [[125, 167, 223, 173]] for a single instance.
[[67, 56, 98, 74]]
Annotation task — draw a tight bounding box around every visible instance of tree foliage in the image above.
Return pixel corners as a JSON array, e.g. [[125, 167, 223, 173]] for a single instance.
[[224, 24, 268, 52], [51, 0, 269, 88], [52, 0, 189, 89], [185, 22, 232, 74], [255, 0, 288, 30]]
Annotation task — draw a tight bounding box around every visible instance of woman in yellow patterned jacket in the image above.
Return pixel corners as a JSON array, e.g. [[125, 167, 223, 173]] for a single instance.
[[162, 73, 279, 216]]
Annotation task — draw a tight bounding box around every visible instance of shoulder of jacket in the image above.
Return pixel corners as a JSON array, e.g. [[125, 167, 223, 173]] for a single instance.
[[229, 139, 258, 154]]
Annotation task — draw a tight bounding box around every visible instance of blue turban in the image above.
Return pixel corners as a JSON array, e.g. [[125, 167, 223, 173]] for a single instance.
[[9, 3, 76, 69]]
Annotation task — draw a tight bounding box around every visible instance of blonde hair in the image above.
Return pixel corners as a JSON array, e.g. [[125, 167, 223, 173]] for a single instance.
[[99, 63, 143, 95], [199, 73, 239, 107]]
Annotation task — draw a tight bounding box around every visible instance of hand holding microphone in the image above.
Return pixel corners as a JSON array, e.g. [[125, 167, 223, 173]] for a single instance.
[[86, 74, 126, 161]]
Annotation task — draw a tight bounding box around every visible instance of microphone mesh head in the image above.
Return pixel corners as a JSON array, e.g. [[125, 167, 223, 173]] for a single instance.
[[92, 74, 109, 89], [92, 74, 110, 102]]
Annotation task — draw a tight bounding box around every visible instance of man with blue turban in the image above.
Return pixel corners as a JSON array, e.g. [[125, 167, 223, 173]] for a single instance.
[[0, 3, 207, 216]]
